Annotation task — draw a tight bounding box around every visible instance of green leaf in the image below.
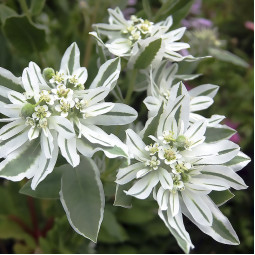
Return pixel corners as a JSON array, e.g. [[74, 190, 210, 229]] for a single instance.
[[205, 126, 236, 143], [30, 0, 46, 16], [60, 156, 105, 242], [114, 184, 132, 208], [154, 0, 179, 22], [19, 165, 67, 199], [208, 48, 249, 68], [209, 190, 234, 207], [142, 0, 152, 19], [0, 4, 17, 24], [3, 15, 47, 54], [0, 215, 36, 248], [98, 207, 129, 243], [134, 38, 162, 69]]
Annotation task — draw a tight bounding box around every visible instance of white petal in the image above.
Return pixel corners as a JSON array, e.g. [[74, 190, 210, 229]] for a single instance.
[[28, 126, 40, 140], [73, 67, 88, 85], [189, 84, 219, 98], [156, 187, 169, 211], [158, 167, 173, 189], [8, 91, 26, 104], [82, 102, 114, 117], [190, 96, 214, 112]]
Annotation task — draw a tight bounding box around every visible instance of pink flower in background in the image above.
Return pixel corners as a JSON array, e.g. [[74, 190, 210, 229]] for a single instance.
[[123, 0, 137, 19], [190, 0, 202, 15], [224, 119, 241, 144], [245, 21, 254, 31]]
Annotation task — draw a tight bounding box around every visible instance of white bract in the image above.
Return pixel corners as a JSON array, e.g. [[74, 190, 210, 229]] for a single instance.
[[116, 92, 250, 253], [91, 8, 200, 67], [0, 43, 137, 189]]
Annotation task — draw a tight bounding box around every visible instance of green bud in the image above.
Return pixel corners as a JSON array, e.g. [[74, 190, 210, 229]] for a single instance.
[[181, 173, 189, 182], [43, 67, 55, 82], [21, 103, 35, 118], [175, 135, 186, 148]]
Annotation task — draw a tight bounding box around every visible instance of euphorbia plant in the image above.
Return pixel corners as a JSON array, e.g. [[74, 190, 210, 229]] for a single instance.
[[0, 5, 250, 254]]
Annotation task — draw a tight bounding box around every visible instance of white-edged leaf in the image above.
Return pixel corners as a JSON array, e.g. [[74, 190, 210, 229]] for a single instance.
[[58, 136, 80, 167], [90, 58, 120, 89], [116, 162, 146, 185], [200, 165, 247, 190], [189, 84, 219, 98], [114, 183, 132, 208], [182, 190, 213, 226], [125, 171, 159, 199], [181, 196, 240, 245], [0, 119, 25, 140], [0, 67, 23, 92], [205, 125, 236, 143], [49, 116, 75, 139], [60, 156, 105, 242], [158, 209, 194, 254], [224, 151, 251, 172], [0, 140, 41, 181], [40, 129, 54, 158], [209, 190, 234, 207], [126, 129, 148, 161]]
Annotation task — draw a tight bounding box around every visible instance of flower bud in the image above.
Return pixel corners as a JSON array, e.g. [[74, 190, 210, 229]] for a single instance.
[[43, 67, 55, 82], [175, 135, 187, 148], [21, 103, 35, 118]]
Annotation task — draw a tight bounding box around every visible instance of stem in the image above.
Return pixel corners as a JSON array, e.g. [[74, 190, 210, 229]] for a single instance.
[[83, 0, 100, 67], [20, 0, 31, 21], [8, 215, 34, 236], [125, 69, 138, 104], [27, 197, 40, 243]]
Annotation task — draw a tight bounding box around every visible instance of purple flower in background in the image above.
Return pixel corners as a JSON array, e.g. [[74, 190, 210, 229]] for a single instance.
[[190, 0, 202, 15], [225, 119, 241, 144], [245, 21, 254, 31], [123, 0, 137, 19], [182, 18, 213, 29]]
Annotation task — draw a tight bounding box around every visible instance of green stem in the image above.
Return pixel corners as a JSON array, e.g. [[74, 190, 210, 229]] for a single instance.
[[20, 0, 31, 20], [124, 69, 138, 104]]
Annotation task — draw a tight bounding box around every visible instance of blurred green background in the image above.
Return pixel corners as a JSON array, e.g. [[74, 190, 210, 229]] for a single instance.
[[0, 0, 253, 253]]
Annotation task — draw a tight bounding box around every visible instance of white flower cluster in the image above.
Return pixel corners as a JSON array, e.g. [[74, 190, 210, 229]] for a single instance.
[[116, 73, 250, 252], [0, 43, 137, 190], [91, 7, 199, 64]]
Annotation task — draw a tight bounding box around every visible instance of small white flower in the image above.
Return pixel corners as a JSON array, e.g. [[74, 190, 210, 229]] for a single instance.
[[32, 105, 51, 120], [39, 90, 55, 105], [52, 85, 73, 101], [49, 71, 66, 85], [55, 99, 75, 117], [145, 156, 160, 170], [145, 143, 159, 155]]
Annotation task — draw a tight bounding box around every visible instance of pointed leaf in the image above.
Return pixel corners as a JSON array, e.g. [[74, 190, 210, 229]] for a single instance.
[[60, 156, 105, 242]]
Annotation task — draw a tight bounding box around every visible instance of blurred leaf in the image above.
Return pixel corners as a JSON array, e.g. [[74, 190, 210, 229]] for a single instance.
[[142, 0, 152, 19], [0, 215, 36, 248], [209, 190, 235, 207], [209, 48, 249, 68], [0, 4, 17, 24], [134, 38, 162, 69], [19, 165, 67, 199], [98, 207, 129, 243], [60, 156, 105, 242], [29, 0, 46, 16], [114, 184, 132, 208], [154, 0, 178, 22], [3, 15, 47, 54]]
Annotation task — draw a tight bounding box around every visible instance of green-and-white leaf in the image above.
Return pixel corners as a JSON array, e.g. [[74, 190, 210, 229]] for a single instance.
[[19, 164, 66, 199], [188, 84, 219, 98], [90, 58, 120, 89], [209, 190, 234, 207], [223, 151, 251, 172], [114, 183, 132, 208], [60, 156, 105, 242], [181, 196, 240, 245], [0, 67, 23, 92], [0, 141, 41, 181], [60, 42, 80, 75], [200, 165, 247, 190], [205, 125, 236, 143], [129, 37, 163, 69], [158, 209, 194, 254]]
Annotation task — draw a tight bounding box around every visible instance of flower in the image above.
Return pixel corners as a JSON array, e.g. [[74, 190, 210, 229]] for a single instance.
[[143, 68, 223, 127], [91, 8, 199, 64], [116, 91, 250, 253], [0, 43, 137, 190]]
